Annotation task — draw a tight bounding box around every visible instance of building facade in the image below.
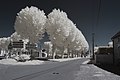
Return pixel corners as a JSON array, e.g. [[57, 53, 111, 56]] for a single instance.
[[8, 40, 48, 59], [8, 40, 37, 56], [111, 31, 120, 64], [95, 46, 113, 64]]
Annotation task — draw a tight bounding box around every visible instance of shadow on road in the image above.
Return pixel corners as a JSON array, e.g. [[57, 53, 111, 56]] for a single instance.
[[87, 59, 120, 76], [95, 64, 120, 76]]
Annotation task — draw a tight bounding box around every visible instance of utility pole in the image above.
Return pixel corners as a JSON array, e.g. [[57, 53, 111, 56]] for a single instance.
[[91, 0, 101, 60], [92, 33, 95, 60]]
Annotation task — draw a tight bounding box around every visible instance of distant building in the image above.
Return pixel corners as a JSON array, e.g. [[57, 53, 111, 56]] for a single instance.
[[8, 40, 24, 49], [111, 31, 120, 64], [8, 40, 48, 59], [43, 41, 52, 58], [26, 42, 37, 50], [8, 40, 37, 56], [95, 46, 113, 64], [8, 40, 37, 51]]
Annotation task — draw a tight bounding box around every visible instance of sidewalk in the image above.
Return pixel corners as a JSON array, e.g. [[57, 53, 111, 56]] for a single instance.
[[95, 64, 120, 76], [89, 58, 120, 76], [75, 64, 120, 80]]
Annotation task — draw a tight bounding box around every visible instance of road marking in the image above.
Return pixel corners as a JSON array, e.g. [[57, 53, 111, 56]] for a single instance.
[[82, 60, 90, 64], [93, 74, 105, 77], [95, 71, 102, 74]]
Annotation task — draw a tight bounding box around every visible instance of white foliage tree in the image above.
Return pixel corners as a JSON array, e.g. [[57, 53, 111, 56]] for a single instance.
[[10, 32, 21, 41], [69, 28, 89, 57], [14, 7, 89, 59], [0, 37, 10, 50], [46, 9, 89, 58], [46, 9, 72, 58], [0, 37, 11, 57], [14, 6, 47, 43], [0, 32, 22, 58]]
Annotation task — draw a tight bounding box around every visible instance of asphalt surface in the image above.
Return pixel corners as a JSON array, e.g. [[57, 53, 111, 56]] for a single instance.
[[0, 58, 120, 80]]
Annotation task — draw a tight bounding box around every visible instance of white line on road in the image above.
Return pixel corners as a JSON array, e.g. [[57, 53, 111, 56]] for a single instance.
[[82, 60, 90, 64]]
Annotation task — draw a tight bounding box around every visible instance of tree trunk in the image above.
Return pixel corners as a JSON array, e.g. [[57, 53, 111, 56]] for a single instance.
[[67, 48, 70, 58], [77, 51, 79, 57], [52, 44, 56, 59], [61, 46, 65, 59], [61, 51, 64, 58], [71, 50, 74, 58], [8, 49, 11, 58]]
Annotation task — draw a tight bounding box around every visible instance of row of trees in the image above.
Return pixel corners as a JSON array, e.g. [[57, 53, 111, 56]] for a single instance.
[[14, 6, 89, 58], [46, 9, 89, 58]]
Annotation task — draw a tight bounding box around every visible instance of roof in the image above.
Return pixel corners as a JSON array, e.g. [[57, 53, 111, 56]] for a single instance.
[[111, 31, 120, 39], [98, 46, 113, 48]]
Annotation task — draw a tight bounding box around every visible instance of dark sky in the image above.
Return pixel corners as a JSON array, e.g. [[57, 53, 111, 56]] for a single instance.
[[0, 0, 120, 47]]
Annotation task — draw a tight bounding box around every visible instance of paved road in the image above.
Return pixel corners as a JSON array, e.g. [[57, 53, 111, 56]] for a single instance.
[[0, 58, 120, 80]]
